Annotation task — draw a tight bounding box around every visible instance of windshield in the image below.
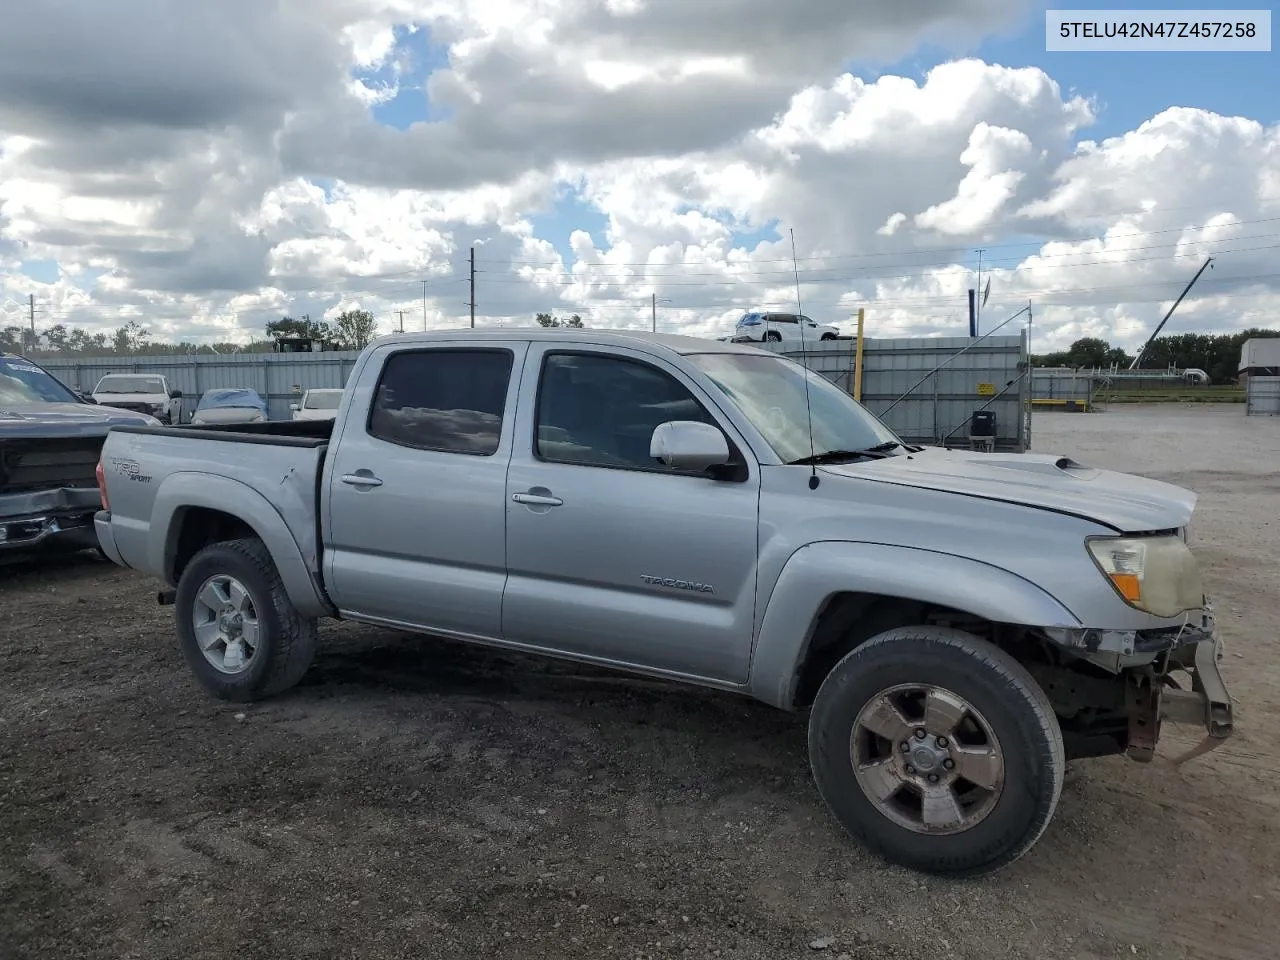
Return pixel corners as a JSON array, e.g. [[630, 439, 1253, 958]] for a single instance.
[[304, 390, 342, 409], [197, 389, 262, 411], [686, 352, 901, 463], [95, 375, 165, 394], [0, 356, 81, 405]]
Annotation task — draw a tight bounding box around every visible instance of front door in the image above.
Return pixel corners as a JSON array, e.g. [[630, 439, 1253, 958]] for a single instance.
[[502, 342, 761, 684], [323, 340, 529, 637]]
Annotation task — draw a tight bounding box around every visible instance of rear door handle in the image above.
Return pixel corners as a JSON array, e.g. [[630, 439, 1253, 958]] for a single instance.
[[341, 473, 383, 487], [511, 492, 563, 506]]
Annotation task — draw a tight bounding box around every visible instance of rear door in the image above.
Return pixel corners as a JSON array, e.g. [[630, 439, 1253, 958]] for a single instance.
[[323, 340, 529, 638], [765, 313, 799, 341], [502, 342, 762, 684]]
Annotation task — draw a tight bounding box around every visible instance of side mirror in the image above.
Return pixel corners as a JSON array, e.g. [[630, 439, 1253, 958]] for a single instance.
[[169, 389, 182, 399], [78, 391, 98, 404], [289, 403, 300, 411], [650, 421, 730, 473]]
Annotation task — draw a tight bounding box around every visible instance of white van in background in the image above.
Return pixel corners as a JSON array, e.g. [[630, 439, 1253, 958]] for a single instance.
[[291, 388, 344, 421]]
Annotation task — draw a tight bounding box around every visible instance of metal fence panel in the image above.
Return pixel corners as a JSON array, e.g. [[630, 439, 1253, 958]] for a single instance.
[[1246, 376, 1280, 416], [1032, 370, 1094, 405], [758, 334, 1029, 451], [37, 351, 362, 422]]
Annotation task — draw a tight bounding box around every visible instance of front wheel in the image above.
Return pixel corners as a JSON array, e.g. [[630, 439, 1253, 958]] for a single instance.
[[808, 626, 1064, 876], [174, 537, 317, 702]]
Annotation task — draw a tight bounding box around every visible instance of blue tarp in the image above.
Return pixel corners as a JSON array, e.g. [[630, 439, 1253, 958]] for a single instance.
[[196, 388, 268, 414]]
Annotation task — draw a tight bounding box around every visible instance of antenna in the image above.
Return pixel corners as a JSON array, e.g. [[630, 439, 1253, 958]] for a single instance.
[[790, 227, 819, 490]]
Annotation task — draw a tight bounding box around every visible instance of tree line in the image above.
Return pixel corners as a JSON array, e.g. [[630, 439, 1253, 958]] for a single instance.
[[1, 310, 381, 358], [1032, 328, 1280, 385]]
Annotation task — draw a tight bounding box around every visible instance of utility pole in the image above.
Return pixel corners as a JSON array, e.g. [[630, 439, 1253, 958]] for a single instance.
[[468, 247, 476, 328], [974, 248, 985, 335], [420, 280, 428, 331], [27, 293, 37, 355], [395, 310, 407, 333], [650, 293, 671, 332]]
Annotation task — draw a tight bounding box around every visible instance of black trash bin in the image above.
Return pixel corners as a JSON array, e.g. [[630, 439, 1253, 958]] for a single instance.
[[970, 410, 997, 437]]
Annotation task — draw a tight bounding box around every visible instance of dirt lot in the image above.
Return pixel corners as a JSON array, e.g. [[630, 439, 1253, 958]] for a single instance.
[[3, 404, 1279, 960]]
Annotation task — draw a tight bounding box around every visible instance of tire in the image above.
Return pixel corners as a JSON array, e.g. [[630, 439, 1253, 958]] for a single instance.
[[765, 331, 782, 342], [807, 626, 1064, 876], [174, 537, 317, 702], [820, 333, 836, 341]]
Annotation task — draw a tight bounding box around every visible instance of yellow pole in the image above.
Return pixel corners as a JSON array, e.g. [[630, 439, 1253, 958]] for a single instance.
[[853, 308, 865, 401]]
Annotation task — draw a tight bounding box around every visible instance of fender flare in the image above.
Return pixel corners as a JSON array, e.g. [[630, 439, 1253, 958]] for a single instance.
[[148, 472, 332, 619], [747, 541, 1082, 709]]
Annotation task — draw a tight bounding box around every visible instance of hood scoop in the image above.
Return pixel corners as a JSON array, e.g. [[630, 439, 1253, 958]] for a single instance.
[[946, 451, 1100, 480]]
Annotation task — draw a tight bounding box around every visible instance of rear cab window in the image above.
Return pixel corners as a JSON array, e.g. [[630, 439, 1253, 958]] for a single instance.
[[366, 348, 514, 456]]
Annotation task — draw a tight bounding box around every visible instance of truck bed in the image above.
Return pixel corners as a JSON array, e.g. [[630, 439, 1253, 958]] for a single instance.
[[110, 418, 336, 444], [98, 419, 333, 591]]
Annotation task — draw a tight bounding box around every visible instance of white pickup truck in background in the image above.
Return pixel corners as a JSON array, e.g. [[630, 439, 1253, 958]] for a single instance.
[[91, 373, 184, 424], [92, 328, 1232, 877], [290, 388, 344, 421]]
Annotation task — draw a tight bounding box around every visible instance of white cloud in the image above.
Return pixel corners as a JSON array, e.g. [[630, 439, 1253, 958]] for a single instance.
[[1, 0, 1279, 356]]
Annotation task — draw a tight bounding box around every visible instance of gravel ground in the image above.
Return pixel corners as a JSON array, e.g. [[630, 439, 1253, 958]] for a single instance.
[[3, 404, 1279, 960]]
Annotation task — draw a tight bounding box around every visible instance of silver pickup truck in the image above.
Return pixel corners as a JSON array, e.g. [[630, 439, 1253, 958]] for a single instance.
[[93, 329, 1233, 876]]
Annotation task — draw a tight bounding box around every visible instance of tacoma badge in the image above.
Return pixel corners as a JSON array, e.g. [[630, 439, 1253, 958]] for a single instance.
[[641, 574, 714, 594]]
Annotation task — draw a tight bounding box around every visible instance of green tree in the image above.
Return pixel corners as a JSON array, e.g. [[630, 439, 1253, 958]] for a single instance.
[[112, 319, 150, 353], [534, 312, 585, 328], [1063, 337, 1110, 369], [331, 309, 378, 350]]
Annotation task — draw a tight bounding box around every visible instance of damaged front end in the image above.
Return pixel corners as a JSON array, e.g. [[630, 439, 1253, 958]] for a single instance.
[[1039, 602, 1234, 765], [0, 436, 106, 558]]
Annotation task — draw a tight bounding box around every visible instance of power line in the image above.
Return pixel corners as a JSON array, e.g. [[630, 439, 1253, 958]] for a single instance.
[[489, 237, 1280, 285], [492, 214, 1280, 268]]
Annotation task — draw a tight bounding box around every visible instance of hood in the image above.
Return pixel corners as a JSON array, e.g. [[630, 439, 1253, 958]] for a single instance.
[[824, 447, 1196, 533], [93, 392, 166, 404], [192, 407, 263, 424], [0, 402, 160, 438]]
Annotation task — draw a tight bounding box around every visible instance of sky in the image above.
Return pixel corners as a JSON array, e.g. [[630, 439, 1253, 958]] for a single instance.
[[0, 0, 1277, 353]]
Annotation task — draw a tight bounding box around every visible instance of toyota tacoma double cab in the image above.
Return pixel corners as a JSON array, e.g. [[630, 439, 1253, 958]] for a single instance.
[[93, 329, 1233, 875]]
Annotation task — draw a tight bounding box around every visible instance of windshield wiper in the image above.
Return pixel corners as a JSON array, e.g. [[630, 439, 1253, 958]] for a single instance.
[[786, 442, 903, 465]]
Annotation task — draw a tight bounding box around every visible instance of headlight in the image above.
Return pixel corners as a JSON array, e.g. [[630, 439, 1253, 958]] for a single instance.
[[1086, 535, 1204, 618]]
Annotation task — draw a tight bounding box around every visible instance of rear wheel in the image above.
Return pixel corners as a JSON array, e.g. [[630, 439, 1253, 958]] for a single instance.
[[807, 626, 1064, 876], [174, 537, 316, 702], [765, 331, 782, 342]]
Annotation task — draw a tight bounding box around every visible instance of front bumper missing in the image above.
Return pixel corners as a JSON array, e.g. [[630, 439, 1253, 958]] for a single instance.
[[1126, 630, 1234, 764]]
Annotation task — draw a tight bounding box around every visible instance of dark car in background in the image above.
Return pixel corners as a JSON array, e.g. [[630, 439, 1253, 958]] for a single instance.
[[0, 354, 159, 560]]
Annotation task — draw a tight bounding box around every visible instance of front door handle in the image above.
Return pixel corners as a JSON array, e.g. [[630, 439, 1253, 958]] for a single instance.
[[341, 472, 383, 488], [511, 492, 563, 506]]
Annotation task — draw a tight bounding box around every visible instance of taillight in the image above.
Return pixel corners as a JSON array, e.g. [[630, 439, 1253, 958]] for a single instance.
[[95, 459, 109, 511]]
